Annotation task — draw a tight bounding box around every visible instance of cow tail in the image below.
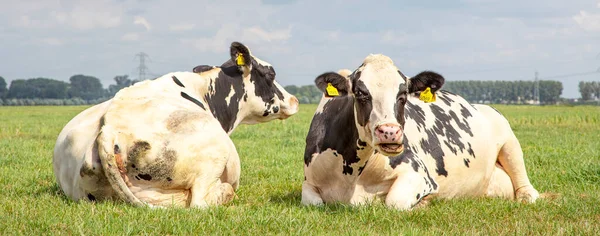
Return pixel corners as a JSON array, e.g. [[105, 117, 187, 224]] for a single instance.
[[96, 124, 149, 207]]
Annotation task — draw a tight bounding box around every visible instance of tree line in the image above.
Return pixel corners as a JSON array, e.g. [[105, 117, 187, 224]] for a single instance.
[[285, 80, 565, 105], [0, 74, 596, 106], [0, 75, 138, 106]]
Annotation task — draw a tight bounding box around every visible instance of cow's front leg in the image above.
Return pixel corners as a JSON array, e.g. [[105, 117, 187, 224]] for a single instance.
[[385, 171, 437, 211], [188, 152, 236, 208], [301, 181, 323, 206]]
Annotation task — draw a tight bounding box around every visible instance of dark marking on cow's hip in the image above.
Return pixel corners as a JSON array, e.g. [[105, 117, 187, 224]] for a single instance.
[[181, 92, 206, 111], [137, 173, 152, 181], [172, 75, 185, 88]]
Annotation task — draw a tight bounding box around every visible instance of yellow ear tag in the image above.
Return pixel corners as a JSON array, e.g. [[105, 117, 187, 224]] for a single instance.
[[236, 53, 245, 66], [326, 83, 339, 97], [419, 87, 436, 103]]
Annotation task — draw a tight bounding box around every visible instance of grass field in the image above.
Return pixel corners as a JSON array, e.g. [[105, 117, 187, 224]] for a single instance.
[[1, 104, 599, 235]]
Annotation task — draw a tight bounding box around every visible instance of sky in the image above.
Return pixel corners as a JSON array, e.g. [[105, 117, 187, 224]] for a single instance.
[[1, 0, 600, 98]]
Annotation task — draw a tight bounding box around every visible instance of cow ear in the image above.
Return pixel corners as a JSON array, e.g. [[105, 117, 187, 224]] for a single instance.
[[230, 42, 252, 71], [315, 72, 351, 97], [408, 71, 445, 103], [408, 71, 445, 93]]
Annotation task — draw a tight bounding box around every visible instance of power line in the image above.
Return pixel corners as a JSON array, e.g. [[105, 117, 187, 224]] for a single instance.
[[538, 71, 600, 80]]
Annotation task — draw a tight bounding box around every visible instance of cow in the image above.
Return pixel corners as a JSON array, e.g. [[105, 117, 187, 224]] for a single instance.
[[53, 42, 299, 208], [302, 54, 539, 210]]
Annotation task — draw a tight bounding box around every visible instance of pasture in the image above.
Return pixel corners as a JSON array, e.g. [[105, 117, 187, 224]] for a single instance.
[[0, 104, 599, 235]]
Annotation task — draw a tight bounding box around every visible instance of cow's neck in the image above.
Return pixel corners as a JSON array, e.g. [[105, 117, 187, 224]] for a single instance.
[[180, 69, 249, 134]]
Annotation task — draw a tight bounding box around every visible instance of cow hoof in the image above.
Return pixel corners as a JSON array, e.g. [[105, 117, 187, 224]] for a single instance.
[[515, 186, 540, 203], [208, 183, 235, 205]]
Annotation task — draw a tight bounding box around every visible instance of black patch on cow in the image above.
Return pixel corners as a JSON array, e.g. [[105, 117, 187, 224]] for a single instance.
[[304, 96, 360, 173], [467, 143, 475, 158], [193, 65, 215, 73], [172, 75, 185, 88], [181, 92, 206, 111], [252, 62, 284, 103], [357, 139, 366, 147], [353, 80, 372, 127], [389, 138, 419, 171], [416, 193, 421, 200], [404, 101, 426, 132], [395, 84, 408, 125], [128, 142, 178, 183], [204, 61, 245, 132], [438, 92, 453, 106], [419, 128, 448, 177], [463, 158, 470, 167], [343, 165, 353, 175], [138, 173, 152, 181], [87, 193, 96, 201]]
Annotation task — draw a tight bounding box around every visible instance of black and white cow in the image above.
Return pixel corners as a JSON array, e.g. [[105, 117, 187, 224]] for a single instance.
[[53, 42, 299, 208], [302, 54, 539, 210]]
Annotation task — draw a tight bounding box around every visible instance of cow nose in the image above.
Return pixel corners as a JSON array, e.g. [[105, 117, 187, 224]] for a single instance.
[[375, 124, 402, 143], [284, 96, 299, 115]]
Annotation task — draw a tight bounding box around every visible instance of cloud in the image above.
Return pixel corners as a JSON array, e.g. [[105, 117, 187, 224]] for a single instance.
[[134, 16, 151, 31], [573, 11, 600, 31], [169, 23, 195, 31], [183, 25, 292, 53], [242, 26, 292, 43], [2, 1, 123, 30]]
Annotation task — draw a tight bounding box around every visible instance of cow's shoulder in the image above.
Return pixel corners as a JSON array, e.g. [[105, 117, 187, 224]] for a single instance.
[[304, 96, 358, 167]]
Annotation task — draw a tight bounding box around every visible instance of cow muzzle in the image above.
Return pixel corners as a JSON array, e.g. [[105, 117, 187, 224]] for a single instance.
[[374, 123, 404, 155], [280, 96, 299, 119]]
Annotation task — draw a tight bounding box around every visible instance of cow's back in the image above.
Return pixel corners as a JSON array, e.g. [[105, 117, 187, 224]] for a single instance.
[[403, 91, 512, 198]]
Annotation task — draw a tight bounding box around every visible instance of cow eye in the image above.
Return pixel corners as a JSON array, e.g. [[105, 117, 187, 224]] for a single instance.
[[355, 90, 370, 101]]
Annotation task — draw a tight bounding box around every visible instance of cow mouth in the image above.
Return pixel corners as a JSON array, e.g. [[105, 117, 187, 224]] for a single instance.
[[378, 143, 404, 155]]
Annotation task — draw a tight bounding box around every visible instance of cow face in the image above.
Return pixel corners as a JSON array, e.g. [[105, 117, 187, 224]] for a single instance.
[[229, 42, 299, 124], [315, 54, 444, 156]]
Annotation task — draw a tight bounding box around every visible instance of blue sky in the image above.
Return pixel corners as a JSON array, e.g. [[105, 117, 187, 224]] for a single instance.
[[1, 0, 599, 98]]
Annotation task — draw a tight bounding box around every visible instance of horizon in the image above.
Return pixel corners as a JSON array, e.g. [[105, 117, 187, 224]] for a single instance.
[[1, 0, 600, 98]]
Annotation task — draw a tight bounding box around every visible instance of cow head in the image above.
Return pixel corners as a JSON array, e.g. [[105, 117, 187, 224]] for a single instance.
[[315, 54, 444, 156], [229, 42, 299, 123], [194, 42, 299, 131]]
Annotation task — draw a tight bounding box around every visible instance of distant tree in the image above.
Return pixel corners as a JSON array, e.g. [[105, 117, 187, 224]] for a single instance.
[[107, 75, 133, 96], [539, 80, 562, 104], [284, 85, 298, 95], [579, 81, 593, 101], [0, 76, 7, 98], [7, 78, 69, 99], [68, 75, 104, 100]]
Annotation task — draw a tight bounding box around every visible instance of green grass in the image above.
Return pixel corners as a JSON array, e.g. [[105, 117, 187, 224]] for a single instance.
[[1, 104, 599, 235]]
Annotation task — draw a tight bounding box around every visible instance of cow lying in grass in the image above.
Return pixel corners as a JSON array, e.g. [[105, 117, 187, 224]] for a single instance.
[[53, 42, 299, 208], [302, 54, 539, 210]]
